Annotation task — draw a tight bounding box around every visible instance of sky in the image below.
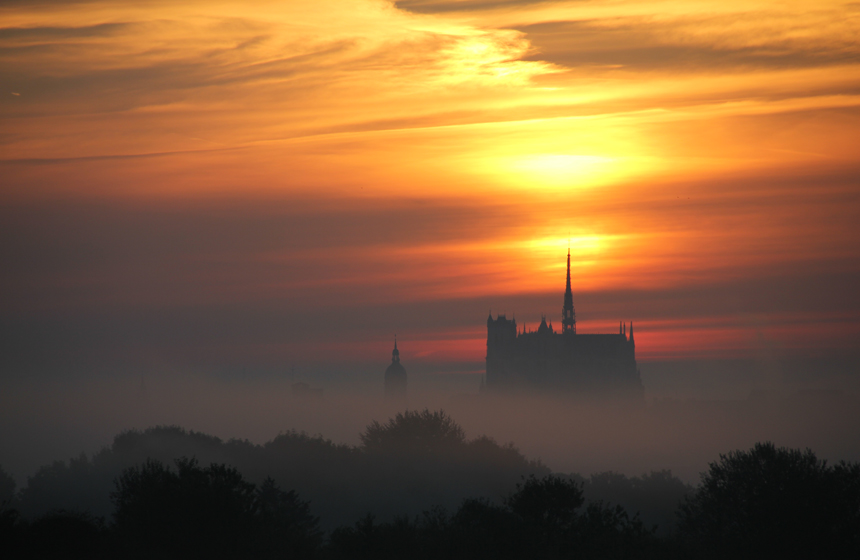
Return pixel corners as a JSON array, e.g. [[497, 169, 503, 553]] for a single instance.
[[2, 0, 860, 383]]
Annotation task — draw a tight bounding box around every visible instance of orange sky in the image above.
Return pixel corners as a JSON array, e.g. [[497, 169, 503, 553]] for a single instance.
[[2, 0, 859, 373]]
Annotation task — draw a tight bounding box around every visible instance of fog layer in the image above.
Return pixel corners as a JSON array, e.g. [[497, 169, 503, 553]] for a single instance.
[[3, 357, 858, 490]]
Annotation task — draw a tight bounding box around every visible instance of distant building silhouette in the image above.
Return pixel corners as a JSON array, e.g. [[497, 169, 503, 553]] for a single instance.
[[486, 250, 643, 397], [384, 337, 407, 399], [292, 382, 323, 399]]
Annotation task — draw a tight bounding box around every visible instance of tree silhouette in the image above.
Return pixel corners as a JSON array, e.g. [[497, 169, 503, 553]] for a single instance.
[[112, 458, 320, 559], [15, 418, 547, 531], [575, 502, 655, 560], [360, 409, 466, 455], [25, 510, 109, 559], [448, 498, 521, 560], [583, 470, 692, 536], [0, 465, 22, 558], [18, 453, 108, 519], [503, 474, 655, 559], [327, 474, 657, 560], [505, 475, 585, 559], [507, 474, 584, 532], [253, 476, 322, 558], [355, 409, 548, 525], [0, 465, 15, 509], [679, 442, 860, 558]]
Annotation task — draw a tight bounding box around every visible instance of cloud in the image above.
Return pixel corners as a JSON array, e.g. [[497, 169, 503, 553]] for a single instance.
[[393, 0, 550, 13], [0, 0, 558, 163], [516, 14, 860, 73], [0, 22, 130, 41], [2, 160, 859, 379], [0, 0, 858, 378]]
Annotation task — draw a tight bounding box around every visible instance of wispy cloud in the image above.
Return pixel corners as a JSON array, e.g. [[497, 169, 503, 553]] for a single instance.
[[517, 13, 860, 73], [394, 0, 551, 14], [0, 0, 858, 369]]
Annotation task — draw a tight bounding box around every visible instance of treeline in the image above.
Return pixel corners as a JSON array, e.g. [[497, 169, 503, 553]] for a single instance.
[[2, 410, 688, 532], [4, 410, 549, 530], [2, 410, 859, 558]]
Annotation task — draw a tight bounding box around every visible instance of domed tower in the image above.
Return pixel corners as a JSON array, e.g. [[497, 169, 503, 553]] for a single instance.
[[384, 337, 407, 399]]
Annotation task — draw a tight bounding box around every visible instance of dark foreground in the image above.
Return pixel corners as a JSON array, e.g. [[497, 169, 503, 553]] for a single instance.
[[2, 410, 859, 559]]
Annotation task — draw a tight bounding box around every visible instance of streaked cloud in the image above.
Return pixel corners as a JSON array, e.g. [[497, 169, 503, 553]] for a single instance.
[[0, 0, 858, 375], [394, 1, 551, 14]]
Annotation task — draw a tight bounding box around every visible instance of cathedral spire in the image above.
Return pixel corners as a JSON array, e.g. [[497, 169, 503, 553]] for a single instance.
[[562, 249, 576, 334], [392, 335, 400, 363]]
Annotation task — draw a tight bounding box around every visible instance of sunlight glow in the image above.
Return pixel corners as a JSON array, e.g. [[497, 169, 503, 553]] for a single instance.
[[2, 0, 859, 360], [508, 155, 615, 189]]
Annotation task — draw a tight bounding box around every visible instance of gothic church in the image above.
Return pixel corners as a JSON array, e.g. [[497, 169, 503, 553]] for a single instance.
[[485, 251, 643, 397]]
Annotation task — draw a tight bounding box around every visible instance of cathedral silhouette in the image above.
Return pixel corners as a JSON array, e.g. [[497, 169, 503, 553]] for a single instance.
[[485, 250, 643, 397], [384, 337, 407, 399]]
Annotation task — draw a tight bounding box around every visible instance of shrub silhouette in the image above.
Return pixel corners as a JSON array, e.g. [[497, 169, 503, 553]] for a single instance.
[[679, 442, 860, 558]]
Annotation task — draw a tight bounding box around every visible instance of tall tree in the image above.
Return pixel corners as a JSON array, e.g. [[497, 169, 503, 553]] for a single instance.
[[679, 442, 860, 558]]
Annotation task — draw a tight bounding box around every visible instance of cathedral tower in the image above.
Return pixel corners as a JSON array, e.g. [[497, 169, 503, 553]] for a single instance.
[[384, 337, 407, 399], [562, 249, 576, 334]]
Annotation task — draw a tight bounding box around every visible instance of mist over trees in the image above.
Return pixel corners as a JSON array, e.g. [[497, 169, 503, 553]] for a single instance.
[[2, 410, 859, 558], [570, 469, 693, 538], [0, 464, 15, 508], [13, 410, 548, 530]]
